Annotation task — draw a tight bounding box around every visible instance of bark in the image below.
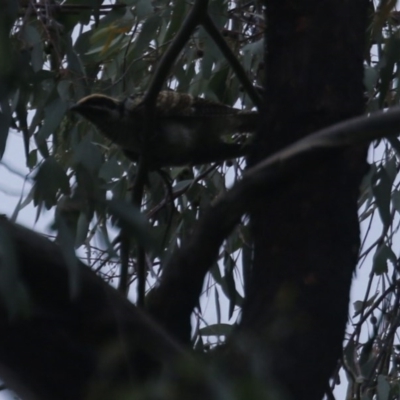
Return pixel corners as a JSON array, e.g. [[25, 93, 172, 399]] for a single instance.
[[0, 219, 183, 399], [231, 1, 369, 399]]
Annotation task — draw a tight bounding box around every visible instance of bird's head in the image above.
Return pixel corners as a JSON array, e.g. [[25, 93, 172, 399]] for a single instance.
[[70, 94, 144, 152], [70, 94, 122, 126]]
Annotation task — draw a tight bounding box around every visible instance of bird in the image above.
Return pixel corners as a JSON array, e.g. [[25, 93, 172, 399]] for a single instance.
[[70, 91, 259, 168]]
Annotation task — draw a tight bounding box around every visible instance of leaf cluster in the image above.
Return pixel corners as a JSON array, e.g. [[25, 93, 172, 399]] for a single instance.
[[0, 0, 264, 347]]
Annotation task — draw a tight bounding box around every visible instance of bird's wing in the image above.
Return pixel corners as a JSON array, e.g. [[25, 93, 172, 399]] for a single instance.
[[127, 91, 240, 118]]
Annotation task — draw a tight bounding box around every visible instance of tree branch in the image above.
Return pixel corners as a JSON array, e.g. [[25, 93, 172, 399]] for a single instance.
[[202, 13, 262, 109], [0, 219, 185, 399], [148, 106, 400, 342], [144, 0, 209, 105]]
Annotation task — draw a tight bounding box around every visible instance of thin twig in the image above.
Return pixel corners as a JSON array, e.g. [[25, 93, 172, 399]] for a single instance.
[[130, 0, 210, 307], [144, 0, 209, 103], [202, 13, 262, 109], [149, 107, 400, 336]]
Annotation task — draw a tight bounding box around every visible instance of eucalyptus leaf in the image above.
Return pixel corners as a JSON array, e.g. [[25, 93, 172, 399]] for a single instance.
[[199, 323, 233, 337], [215, 287, 221, 325], [66, 37, 86, 78], [22, 24, 43, 72], [163, 1, 187, 45], [378, 32, 400, 107], [371, 167, 392, 228], [33, 157, 70, 209], [343, 339, 358, 380], [135, 0, 153, 19], [392, 189, 400, 213], [0, 99, 11, 159], [377, 375, 390, 400], [98, 156, 123, 181], [372, 244, 396, 275], [132, 15, 161, 58], [364, 65, 379, 94], [27, 149, 38, 169], [73, 134, 103, 174], [107, 199, 155, 250], [36, 97, 68, 143], [75, 212, 90, 248], [224, 253, 237, 319], [56, 217, 80, 299]]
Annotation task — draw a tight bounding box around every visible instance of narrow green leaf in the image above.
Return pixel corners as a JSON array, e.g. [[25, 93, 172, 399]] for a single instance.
[[22, 24, 43, 72], [372, 244, 396, 275], [56, 217, 80, 299], [73, 134, 103, 174], [343, 339, 358, 381], [33, 157, 70, 209], [98, 223, 118, 259], [31, 42, 44, 72], [353, 300, 364, 315], [11, 186, 35, 222], [66, 37, 86, 77], [107, 199, 155, 250], [379, 32, 400, 107], [163, 1, 187, 45], [224, 254, 236, 319], [36, 97, 68, 143], [215, 287, 221, 324], [387, 136, 400, 157], [194, 335, 204, 351], [372, 167, 392, 228], [353, 293, 378, 317], [135, 0, 153, 19], [392, 190, 400, 214], [241, 39, 264, 71], [57, 80, 72, 101], [377, 375, 390, 400], [364, 65, 379, 94], [75, 212, 90, 248], [132, 15, 161, 58], [210, 263, 223, 285], [99, 156, 123, 181], [0, 99, 11, 159], [384, 156, 397, 183], [173, 180, 192, 193], [27, 149, 37, 169], [242, 242, 252, 297], [199, 323, 233, 337], [201, 50, 215, 80]]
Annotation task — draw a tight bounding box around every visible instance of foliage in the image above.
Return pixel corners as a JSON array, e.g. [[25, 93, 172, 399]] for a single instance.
[[0, 0, 263, 354], [335, 3, 400, 399], [3, 0, 400, 399]]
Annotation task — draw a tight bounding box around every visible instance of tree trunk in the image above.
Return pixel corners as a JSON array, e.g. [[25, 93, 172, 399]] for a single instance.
[[232, 1, 369, 399]]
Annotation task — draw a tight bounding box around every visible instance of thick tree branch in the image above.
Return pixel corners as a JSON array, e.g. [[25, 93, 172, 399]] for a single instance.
[[148, 106, 400, 343], [0, 99, 396, 399], [0, 219, 185, 399]]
